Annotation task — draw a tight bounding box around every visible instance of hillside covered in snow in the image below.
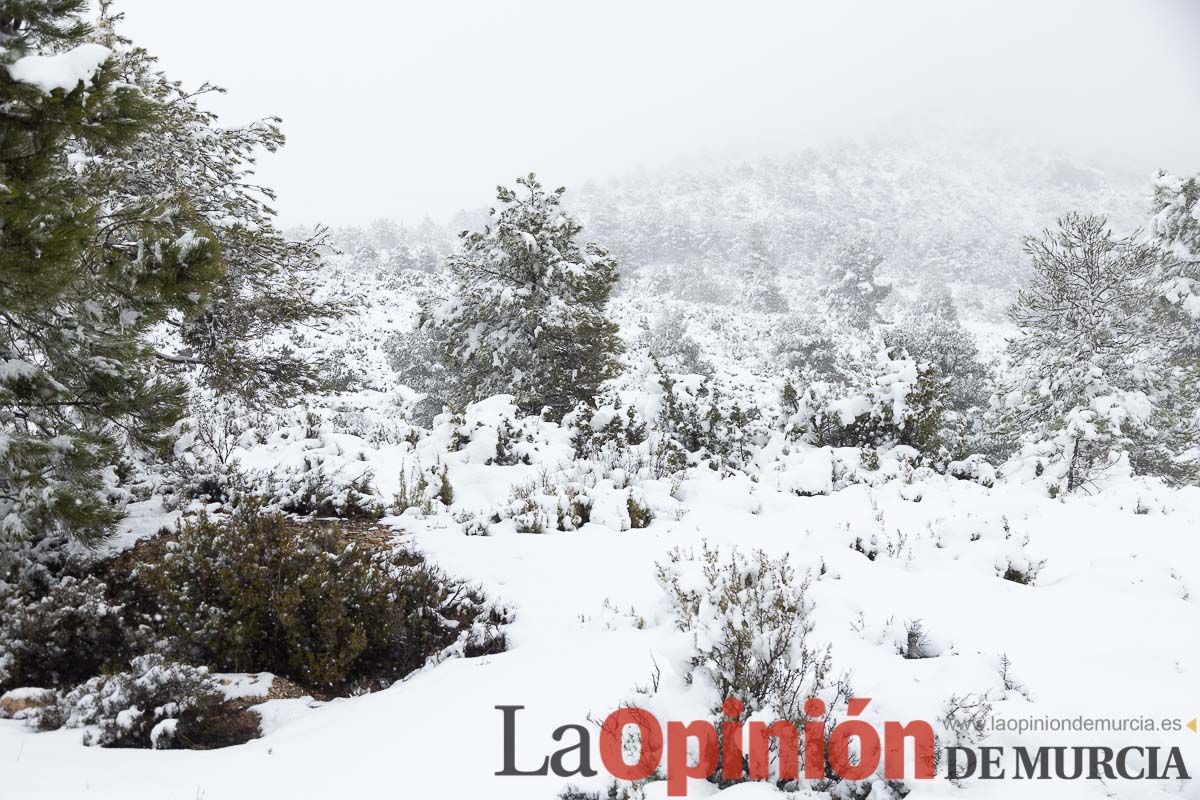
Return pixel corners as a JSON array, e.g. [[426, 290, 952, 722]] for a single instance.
[[3, 3, 1199, 800]]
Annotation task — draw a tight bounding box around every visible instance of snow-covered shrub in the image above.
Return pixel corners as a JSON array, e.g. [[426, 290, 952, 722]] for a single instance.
[[791, 349, 947, 461], [947, 454, 996, 487], [656, 544, 838, 723], [394, 462, 453, 515], [655, 367, 770, 474], [774, 316, 843, 382], [136, 510, 506, 690], [642, 308, 710, 375], [437, 396, 560, 467], [454, 510, 490, 536], [0, 576, 135, 693], [998, 546, 1045, 585], [558, 784, 633, 800], [887, 295, 995, 459], [495, 471, 593, 533], [237, 457, 385, 519], [626, 490, 654, 529], [385, 324, 457, 426], [33, 654, 255, 750]]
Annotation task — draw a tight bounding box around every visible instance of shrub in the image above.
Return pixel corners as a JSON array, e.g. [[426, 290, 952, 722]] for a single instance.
[[34, 654, 256, 749], [626, 492, 654, 529], [136, 510, 507, 691], [0, 576, 136, 693], [271, 459, 384, 519], [656, 544, 837, 722]]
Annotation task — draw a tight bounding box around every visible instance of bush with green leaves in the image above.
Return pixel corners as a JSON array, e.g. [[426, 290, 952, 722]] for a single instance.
[[135, 511, 505, 690], [0, 575, 137, 693]]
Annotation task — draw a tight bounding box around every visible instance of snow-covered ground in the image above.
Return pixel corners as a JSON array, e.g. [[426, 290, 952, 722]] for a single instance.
[[4, 265, 1198, 800]]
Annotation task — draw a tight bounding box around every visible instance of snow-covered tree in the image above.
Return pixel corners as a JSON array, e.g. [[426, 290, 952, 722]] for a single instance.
[[1, 1, 222, 545], [79, 4, 339, 405], [817, 232, 892, 329], [737, 226, 788, 313], [420, 174, 622, 418], [886, 292, 995, 458], [1000, 213, 1196, 490], [889, 292, 990, 415], [1147, 171, 1200, 360]]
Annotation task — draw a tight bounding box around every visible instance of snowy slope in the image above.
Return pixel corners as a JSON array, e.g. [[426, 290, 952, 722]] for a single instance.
[[3, 234, 1198, 800]]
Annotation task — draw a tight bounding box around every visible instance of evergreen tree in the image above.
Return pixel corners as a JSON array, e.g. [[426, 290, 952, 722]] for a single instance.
[[1, 1, 222, 545], [738, 226, 788, 313], [1000, 213, 1196, 490], [1144, 171, 1200, 477], [1147, 170, 1200, 360], [817, 231, 891, 329], [889, 292, 991, 415], [77, 3, 340, 406], [420, 174, 622, 418], [887, 293, 994, 459]]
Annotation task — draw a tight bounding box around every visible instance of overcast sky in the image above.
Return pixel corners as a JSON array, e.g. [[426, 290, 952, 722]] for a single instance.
[[113, 0, 1200, 228]]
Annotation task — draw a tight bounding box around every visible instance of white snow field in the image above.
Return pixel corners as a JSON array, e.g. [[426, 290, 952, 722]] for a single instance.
[[3, 267, 1198, 800]]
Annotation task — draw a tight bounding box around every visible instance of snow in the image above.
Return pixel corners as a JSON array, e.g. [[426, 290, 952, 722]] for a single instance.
[[3, 462, 1199, 797], [3, 218, 1198, 797], [5, 43, 111, 93]]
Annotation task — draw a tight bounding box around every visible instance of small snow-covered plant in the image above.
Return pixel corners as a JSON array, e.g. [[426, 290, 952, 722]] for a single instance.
[[279, 458, 384, 519], [938, 693, 992, 757], [506, 480, 550, 534], [656, 544, 835, 723], [558, 784, 634, 800], [947, 454, 996, 487], [494, 469, 598, 533], [33, 654, 244, 750], [454, 510, 490, 536], [902, 619, 933, 660], [626, 490, 653, 529], [394, 461, 452, 515], [394, 464, 432, 515], [999, 553, 1045, 585], [0, 575, 135, 693]]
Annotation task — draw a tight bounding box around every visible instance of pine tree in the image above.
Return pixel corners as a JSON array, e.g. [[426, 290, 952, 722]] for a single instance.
[[739, 226, 788, 313], [889, 292, 991, 415], [76, 3, 340, 406], [817, 231, 891, 329], [1, 2, 222, 546], [1000, 213, 1194, 490], [420, 174, 623, 418], [1148, 171, 1200, 360], [1144, 171, 1200, 478]]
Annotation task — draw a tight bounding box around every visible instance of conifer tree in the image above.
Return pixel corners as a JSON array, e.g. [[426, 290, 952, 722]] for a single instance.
[[420, 174, 622, 418], [78, 3, 339, 405], [739, 226, 788, 313], [1, 1, 222, 545], [1147, 171, 1200, 360], [1000, 213, 1196, 490], [817, 232, 891, 329]]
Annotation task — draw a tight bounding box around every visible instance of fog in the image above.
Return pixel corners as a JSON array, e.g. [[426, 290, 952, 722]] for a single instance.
[[114, 0, 1200, 227]]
